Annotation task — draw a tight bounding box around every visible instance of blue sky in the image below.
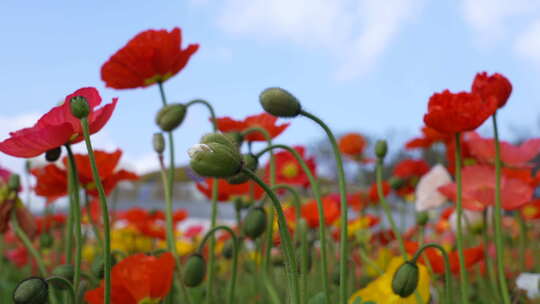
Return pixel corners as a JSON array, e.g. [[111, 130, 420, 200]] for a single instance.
[[1, 0, 540, 182]]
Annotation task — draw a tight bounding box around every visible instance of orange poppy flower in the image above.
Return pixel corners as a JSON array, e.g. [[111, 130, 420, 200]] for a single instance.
[[339, 133, 366, 157], [267, 146, 316, 188], [405, 241, 484, 275], [468, 137, 540, 167], [196, 178, 263, 202], [471, 72, 512, 109], [423, 90, 497, 134], [101, 28, 199, 89], [405, 126, 452, 150], [391, 159, 429, 197], [85, 252, 175, 304], [300, 196, 341, 228], [31, 164, 68, 204], [215, 113, 290, 142], [368, 181, 390, 204]]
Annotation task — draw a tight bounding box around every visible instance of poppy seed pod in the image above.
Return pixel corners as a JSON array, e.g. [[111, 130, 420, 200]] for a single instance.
[[183, 254, 206, 287], [45, 147, 62, 162], [51, 264, 74, 290], [70, 96, 90, 119], [260, 87, 302, 118], [243, 207, 267, 239], [152, 133, 165, 154], [225, 131, 244, 147], [227, 154, 258, 184], [155, 103, 187, 132], [8, 174, 20, 192], [416, 211, 429, 226], [375, 140, 388, 159], [13, 277, 48, 304], [188, 143, 242, 178], [391, 261, 419, 298]]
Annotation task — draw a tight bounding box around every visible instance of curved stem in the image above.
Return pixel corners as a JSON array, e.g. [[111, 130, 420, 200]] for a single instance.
[[84, 193, 103, 250], [197, 226, 239, 304], [454, 133, 469, 304], [300, 110, 348, 303], [80, 119, 111, 304], [46, 276, 76, 304], [491, 113, 511, 304], [243, 168, 300, 304], [258, 145, 331, 303], [271, 184, 302, 240], [186, 99, 217, 131], [64, 144, 83, 299], [411, 243, 452, 304]]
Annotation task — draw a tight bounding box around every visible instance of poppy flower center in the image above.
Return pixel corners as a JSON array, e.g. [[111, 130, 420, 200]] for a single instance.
[[144, 73, 173, 86], [281, 161, 299, 179], [523, 205, 537, 218], [138, 297, 161, 304]]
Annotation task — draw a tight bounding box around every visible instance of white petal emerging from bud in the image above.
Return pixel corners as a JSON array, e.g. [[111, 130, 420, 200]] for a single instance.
[[188, 144, 212, 159], [516, 273, 540, 299], [415, 164, 452, 212]]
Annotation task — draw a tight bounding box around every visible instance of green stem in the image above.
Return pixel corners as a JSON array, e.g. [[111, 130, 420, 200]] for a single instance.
[[454, 133, 469, 304], [64, 145, 83, 300], [358, 247, 383, 276], [186, 99, 217, 131], [197, 226, 239, 304], [300, 110, 348, 304], [243, 168, 300, 304], [84, 193, 103, 250], [298, 219, 309, 304], [271, 184, 302, 242], [491, 113, 511, 304], [517, 213, 527, 272], [482, 211, 499, 303], [46, 277, 76, 304], [411, 243, 452, 304], [79, 119, 111, 304]]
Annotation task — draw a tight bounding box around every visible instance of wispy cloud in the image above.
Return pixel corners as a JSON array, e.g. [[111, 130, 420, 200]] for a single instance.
[[515, 19, 540, 67]]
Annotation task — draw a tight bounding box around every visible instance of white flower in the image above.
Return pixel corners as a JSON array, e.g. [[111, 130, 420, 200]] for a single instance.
[[516, 273, 540, 299], [187, 144, 212, 159], [449, 209, 484, 233], [415, 164, 452, 212]]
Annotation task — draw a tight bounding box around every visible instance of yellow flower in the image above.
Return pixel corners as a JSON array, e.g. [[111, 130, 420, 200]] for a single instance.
[[349, 257, 430, 304], [365, 247, 393, 277], [176, 240, 196, 256], [82, 245, 97, 263]]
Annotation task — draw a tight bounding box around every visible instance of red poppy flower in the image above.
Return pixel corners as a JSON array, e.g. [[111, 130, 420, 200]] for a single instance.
[[300, 196, 341, 228], [0, 88, 117, 158], [339, 133, 366, 157], [520, 199, 540, 220], [85, 252, 175, 304], [370, 229, 396, 246], [196, 178, 263, 201], [173, 209, 188, 224], [468, 137, 540, 167], [5, 247, 29, 268], [393, 159, 429, 179], [31, 164, 68, 204], [62, 149, 139, 197], [368, 181, 390, 204], [438, 165, 533, 211], [268, 146, 316, 188], [423, 90, 497, 134], [35, 214, 66, 235], [101, 28, 199, 89], [405, 241, 484, 275], [471, 72, 512, 109], [215, 113, 290, 142], [405, 126, 452, 150]]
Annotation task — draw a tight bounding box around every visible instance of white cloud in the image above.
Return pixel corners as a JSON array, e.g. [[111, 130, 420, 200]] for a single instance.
[[215, 0, 423, 80], [515, 18, 540, 66]]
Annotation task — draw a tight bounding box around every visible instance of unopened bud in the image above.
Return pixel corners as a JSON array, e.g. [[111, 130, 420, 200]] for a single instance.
[[39, 234, 54, 249], [155, 103, 187, 131], [70, 96, 90, 119], [227, 154, 258, 184], [225, 132, 244, 147], [375, 140, 388, 159], [260, 87, 301, 118], [183, 254, 206, 287], [392, 261, 419, 298], [51, 264, 74, 290], [416, 211, 429, 226], [222, 240, 235, 259], [200, 133, 238, 151], [13, 277, 48, 304], [153, 133, 165, 154], [188, 143, 242, 178], [243, 207, 267, 239], [45, 147, 62, 162]]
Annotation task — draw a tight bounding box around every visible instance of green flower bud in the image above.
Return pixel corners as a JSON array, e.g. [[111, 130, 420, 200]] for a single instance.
[[307, 292, 326, 304], [260, 87, 302, 117], [13, 277, 48, 304], [155, 103, 187, 132], [51, 264, 74, 290], [227, 154, 258, 184], [243, 207, 267, 239], [375, 140, 388, 159], [70, 96, 90, 119], [8, 174, 21, 192], [392, 261, 419, 298], [45, 147, 62, 162], [200, 133, 238, 152], [188, 143, 242, 178], [152, 133, 165, 154], [225, 132, 244, 147], [183, 254, 206, 287], [389, 176, 405, 189], [416, 211, 429, 226], [222, 240, 235, 259], [39, 234, 54, 249]]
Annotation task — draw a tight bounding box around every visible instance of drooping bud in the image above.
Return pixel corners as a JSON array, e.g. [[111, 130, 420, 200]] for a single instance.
[[8, 174, 20, 192], [50, 264, 74, 290], [243, 207, 267, 239], [188, 143, 242, 178], [183, 254, 206, 287], [222, 240, 235, 259], [152, 133, 165, 154], [416, 211, 429, 226], [13, 277, 48, 304], [200, 133, 238, 151], [391, 261, 419, 298], [45, 147, 62, 162], [225, 132, 244, 147], [155, 103, 187, 132], [70, 96, 90, 119], [375, 140, 388, 159], [259, 87, 302, 117], [227, 154, 259, 184]]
